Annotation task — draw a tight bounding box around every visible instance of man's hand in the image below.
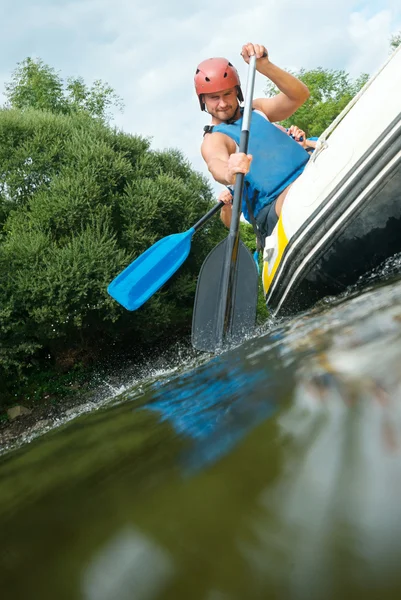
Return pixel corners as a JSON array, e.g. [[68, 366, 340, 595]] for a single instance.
[[287, 125, 306, 147], [218, 189, 233, 228], [241, 43, 269, 66], [226, 152, 253, 184], [218, 188, 233, 204]]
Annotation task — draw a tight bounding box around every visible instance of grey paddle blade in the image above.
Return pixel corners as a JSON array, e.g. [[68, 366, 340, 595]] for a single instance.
[[192, 239, 259, 352]]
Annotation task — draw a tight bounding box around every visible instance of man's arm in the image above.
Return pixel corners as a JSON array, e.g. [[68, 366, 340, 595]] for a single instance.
[[217, 188, 233, 228], [242, 43, 309, 122], [221, 204, 232, 228], [201, 132, 252, 185]]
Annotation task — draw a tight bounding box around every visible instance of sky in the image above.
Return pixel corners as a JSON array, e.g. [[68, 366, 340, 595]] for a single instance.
[[0, 0, 400, 194]]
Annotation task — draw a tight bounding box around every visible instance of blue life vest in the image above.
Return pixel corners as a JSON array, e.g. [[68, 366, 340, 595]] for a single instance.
[[209, 110, 310, 222]]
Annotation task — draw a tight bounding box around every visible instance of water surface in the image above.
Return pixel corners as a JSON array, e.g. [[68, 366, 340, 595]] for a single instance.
[[2, 259, 401, 599]]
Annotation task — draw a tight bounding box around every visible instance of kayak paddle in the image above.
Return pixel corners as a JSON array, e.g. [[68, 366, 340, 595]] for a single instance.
[[108, 201, 223, 311], [192, 55, 259, 351], [191, 237, 259, 351]]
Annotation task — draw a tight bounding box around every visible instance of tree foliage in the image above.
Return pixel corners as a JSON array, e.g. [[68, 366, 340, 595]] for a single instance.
[[0, 106, 225, 405], [390, 31, 401, 51], [265, 68, 369, 137], [4, 57, 124, 123]]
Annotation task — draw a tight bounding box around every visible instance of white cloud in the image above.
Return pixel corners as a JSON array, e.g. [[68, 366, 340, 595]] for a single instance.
[[0, 0, 400, 194], [347, 9, 395, 75]]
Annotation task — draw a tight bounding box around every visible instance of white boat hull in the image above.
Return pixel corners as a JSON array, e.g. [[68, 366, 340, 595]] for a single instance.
[[263, 46, 401, 315]]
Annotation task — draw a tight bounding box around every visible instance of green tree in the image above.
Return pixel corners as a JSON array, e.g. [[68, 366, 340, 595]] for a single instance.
[[4, 57, 123, 122], [0, 107, 225, 407], [265, 68, 369, 137], [390, 31, 401, 51]]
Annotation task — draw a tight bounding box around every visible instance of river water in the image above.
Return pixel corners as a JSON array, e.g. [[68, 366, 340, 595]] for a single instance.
[[2, 255, 401, 600]]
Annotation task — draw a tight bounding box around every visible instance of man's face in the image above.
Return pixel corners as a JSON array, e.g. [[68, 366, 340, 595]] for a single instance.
[[203, 87, 239, 121]]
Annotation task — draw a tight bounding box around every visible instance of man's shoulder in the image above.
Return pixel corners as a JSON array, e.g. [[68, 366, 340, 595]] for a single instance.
[[202, 129, 232, 144], [201, 128, 235, 158]]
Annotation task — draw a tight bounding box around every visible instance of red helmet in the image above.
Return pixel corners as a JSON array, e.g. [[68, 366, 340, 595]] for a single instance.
[[194, 57, 243, 111]]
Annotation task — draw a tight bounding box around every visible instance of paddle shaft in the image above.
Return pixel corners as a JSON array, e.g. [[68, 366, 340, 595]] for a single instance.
[[108, 199, 225, 311], [215, 55, 257, 344], [193, 201, 224, 231]]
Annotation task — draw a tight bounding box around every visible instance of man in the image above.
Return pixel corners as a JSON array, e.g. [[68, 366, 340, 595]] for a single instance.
[[195, 42, 310, 237]]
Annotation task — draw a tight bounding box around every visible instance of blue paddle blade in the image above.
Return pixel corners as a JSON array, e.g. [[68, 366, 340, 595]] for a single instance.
[[108, 227, 195, 311]]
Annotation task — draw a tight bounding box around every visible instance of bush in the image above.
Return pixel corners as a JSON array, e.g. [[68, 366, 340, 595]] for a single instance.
[[0, 108, 225, 406]]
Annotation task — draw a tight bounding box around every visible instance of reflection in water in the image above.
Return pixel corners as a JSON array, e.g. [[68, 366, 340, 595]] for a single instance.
[[242, 302, 401, 599], [1, 275, 401, 599], [144, 353, 281, 474], [83, 527, 174, 600]]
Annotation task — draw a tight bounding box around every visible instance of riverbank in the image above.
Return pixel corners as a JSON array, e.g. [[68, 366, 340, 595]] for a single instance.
[[0, 384, 112, 453], [0, 338, 202, 455]]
